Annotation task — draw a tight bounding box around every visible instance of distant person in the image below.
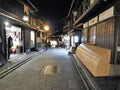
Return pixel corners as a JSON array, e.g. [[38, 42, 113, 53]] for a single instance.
[[45, 42, 48, 51], [8, 36, 13, 59], [48, 41, 51, 47]]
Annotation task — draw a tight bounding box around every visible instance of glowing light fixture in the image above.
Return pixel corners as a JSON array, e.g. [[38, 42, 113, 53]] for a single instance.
[[44, 25, 49, 43], [72, 10, 78, 17], [74, 36, 79, 43], [4, 21, 10, 26], [44, 25, 49, 31], [23, 13, 29, 21]]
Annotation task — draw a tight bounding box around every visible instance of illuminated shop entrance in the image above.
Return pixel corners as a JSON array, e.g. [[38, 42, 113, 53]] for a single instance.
[[30, 31, 35, 48], [6, 25, 22, 56]]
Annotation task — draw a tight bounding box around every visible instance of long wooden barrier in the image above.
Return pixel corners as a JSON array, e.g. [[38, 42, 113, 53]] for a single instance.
[[76, 43, 111, 77]]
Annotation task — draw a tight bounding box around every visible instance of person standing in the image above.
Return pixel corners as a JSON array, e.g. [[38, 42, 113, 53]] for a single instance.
[[44, 41, 48, 51], [8, 36, 13, 59]]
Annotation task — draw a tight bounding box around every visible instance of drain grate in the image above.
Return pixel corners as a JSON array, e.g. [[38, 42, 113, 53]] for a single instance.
[[44, 65, 58, 75]]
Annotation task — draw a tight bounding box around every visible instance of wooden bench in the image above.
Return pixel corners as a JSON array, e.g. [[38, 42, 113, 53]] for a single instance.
[[76, 43, 111, 77]]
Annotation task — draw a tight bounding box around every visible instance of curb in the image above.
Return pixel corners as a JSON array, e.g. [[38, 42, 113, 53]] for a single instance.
[[70, 54, 101, 90], [0, 56, 33, 79], [0, 49, 44, 79]]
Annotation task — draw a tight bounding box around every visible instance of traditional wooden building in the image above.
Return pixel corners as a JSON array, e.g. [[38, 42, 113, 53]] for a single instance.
[[0, 0, 45, 66], [63, 0, 120, 76]]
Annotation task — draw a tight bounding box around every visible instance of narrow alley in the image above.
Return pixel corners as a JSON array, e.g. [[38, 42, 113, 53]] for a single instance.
[[0, 48, 86, 90]]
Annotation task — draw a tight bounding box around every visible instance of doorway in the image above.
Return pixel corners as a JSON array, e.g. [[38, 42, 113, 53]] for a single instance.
[[5, 25, 23, 58]]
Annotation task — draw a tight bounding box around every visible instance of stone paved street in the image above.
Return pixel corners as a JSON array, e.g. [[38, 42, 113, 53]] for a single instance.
[[0, 48, 86, 90]]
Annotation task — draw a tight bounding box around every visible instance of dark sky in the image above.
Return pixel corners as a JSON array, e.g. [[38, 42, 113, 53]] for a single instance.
[[29, 0, 72, 31]]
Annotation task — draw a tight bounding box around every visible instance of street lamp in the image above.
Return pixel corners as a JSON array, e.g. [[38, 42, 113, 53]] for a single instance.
[[44, 25, 49, 32], [44, 25, 49, 50], [44, 25, 49, 43]]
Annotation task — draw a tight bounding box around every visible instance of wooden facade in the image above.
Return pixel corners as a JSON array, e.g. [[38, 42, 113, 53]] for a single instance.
[[82, 17, 115, 64], [63, 0, 120, 66], [62, 0, 120, 76], [96, 18, 114, 49], [0, 0, 45, 65], [78, 0, 119, 64]]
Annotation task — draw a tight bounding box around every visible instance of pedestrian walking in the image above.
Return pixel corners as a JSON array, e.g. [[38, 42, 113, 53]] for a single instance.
[[8, 36, 13, 59], [45, 42, 48, 51]]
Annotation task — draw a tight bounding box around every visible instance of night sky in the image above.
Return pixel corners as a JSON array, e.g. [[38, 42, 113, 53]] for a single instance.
[[29, 0, 72, 31]]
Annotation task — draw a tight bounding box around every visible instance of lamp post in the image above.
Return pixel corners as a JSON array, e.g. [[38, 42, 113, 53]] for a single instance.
[[44, 25, 49, 50], [71, 10, 78, 52], [44, 25, 49, 42]]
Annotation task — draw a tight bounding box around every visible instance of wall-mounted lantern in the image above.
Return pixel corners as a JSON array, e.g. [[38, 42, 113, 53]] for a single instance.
[[4, 21, 10, 26], [72, 10, 78, 23], [72, 10, 78, 17], [23, 12, 29, 22]]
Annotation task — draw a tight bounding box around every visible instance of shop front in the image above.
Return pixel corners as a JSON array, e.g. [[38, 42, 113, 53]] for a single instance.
[[5, 25, 23, 57], [62, 35, 70, 49], [24, 29, 36, 53]]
